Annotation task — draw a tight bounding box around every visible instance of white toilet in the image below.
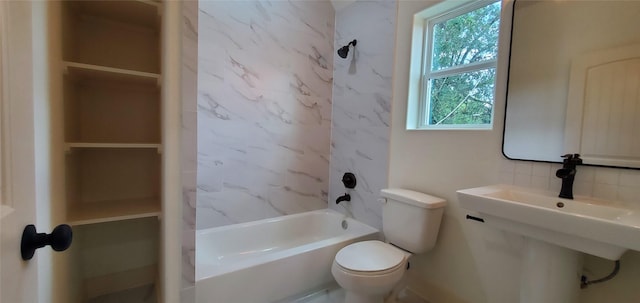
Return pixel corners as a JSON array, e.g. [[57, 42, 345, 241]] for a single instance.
[[331, 188, 446, 303]]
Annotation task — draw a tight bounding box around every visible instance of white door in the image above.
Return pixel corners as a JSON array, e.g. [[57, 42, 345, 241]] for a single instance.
[[1, 2, 61, 303]]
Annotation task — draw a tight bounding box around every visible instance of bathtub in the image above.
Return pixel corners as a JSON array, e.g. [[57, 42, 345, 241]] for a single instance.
[[195, 209, 379, 303]]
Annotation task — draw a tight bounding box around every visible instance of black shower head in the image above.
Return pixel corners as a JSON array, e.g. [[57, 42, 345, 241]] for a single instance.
[[337, 45, 350, 58], [337, 39, 357, 59]]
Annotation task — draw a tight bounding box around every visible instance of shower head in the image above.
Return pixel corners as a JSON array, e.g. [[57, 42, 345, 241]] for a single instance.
[[337, 39, 357, 59], [337, 45, 350, 59]]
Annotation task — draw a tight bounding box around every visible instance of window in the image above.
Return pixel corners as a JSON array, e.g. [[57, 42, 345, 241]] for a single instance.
[[416, 0, 501, 129]]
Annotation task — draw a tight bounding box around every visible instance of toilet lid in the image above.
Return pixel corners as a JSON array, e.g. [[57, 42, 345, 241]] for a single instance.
[[335, 240, 406, 272]]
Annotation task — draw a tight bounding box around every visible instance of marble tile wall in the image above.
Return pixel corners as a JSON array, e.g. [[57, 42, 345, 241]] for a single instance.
[[181, 0, 198, 299], [328, 0, 397, 230], [196, 1, 335, 229]]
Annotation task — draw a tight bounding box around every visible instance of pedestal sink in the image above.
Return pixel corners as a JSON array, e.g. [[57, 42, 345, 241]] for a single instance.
[[457, 184, 640, 303]]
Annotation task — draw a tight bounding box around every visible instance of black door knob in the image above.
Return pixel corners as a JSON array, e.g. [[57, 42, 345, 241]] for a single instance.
[[21, 224, 73, 261]]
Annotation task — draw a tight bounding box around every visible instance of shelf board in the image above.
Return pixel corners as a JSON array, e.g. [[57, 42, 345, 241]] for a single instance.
[[67, 198, 160, 226], [65, 142, 162, 153], [63, 61, 160, 85]]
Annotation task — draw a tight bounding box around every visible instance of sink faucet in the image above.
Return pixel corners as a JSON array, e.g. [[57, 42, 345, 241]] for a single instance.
[[556, 154, 583, 199]]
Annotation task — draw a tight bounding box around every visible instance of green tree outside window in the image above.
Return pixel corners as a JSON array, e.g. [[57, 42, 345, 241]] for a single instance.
[[425, 1, 501, 126]]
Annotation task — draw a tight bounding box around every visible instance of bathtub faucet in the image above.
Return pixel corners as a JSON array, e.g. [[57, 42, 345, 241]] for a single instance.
[[336, 193, 351, 204]]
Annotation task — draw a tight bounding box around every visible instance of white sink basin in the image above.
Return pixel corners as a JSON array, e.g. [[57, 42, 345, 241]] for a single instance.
[[457, 184, 640, 260]]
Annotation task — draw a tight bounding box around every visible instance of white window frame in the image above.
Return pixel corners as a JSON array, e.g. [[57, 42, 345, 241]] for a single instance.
[[418, 0, 500, 130]]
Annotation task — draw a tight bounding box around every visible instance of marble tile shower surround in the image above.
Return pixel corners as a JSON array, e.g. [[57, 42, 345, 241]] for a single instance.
[[196, 0, 335, 229], [182, 0, 198, 296], [329, 0, 396, 230]]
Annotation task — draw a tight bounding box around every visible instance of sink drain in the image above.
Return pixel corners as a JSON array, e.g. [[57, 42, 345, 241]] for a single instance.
[[556, 202, 565, 208]]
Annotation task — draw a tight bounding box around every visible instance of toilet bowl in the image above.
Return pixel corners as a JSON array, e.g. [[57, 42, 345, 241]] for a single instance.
[[332, 189, 446, 303], [331, 240, 410, 303]]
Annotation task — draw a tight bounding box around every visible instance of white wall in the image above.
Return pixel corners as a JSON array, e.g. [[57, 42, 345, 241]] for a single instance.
[[391, 2, 517, 301], [196, 1, 335, 228], [328, 0, 396, 230], [390, 1, 640, 302]]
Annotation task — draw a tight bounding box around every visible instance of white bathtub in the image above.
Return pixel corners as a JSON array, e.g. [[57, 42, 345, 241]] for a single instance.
[[195, 209, 379, 303]]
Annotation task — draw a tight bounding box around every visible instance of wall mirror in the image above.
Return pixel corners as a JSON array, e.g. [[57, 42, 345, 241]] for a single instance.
[[503, 0, 640, 168]]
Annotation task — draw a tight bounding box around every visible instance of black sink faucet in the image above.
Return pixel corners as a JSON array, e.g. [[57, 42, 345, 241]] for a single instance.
[[556, 154, 583, 199]]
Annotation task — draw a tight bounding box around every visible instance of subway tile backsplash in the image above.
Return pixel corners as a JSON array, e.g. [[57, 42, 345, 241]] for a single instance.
[[499, 158, 640, 206]]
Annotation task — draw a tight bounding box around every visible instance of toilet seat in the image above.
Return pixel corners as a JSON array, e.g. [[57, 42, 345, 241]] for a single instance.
[[334, 240, 408, 275], [334, 260, 404, 276]]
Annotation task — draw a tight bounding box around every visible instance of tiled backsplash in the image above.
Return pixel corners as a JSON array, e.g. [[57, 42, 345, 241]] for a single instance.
[[499, 158, 640, 205]]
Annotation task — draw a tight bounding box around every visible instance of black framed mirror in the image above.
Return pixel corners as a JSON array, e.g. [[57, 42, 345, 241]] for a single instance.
[[502, 0, 640, 169]]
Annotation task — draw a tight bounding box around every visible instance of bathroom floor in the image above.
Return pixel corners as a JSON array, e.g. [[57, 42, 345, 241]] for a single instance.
[[290, 287, 344, 303], [283, 284, 429, 303]]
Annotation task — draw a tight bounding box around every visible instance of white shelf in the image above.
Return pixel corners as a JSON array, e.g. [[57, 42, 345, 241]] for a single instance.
[[65, 142, 162, 153], [67, 198, 160, 226], [63, 61, 160, 85]]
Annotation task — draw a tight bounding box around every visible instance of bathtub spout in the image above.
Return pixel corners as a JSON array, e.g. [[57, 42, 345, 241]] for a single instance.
[[336, 193, 351, 204]]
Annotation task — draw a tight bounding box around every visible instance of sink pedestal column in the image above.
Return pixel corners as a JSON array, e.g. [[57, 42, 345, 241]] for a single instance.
[[520, 238, 583, 303]]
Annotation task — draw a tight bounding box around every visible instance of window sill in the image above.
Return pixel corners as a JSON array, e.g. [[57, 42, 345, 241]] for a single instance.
[[407, 124, 493, 131]]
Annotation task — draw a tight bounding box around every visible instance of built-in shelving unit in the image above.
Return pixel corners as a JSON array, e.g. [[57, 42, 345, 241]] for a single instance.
[[59, 0, 163, 301]]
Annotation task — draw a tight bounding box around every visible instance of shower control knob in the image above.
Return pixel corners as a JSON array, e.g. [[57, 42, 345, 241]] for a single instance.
[[342, 172, 357, 189]]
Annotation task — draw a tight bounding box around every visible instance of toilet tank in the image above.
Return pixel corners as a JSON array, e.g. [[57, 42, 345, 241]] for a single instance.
[[381, 189, 446, 254]]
